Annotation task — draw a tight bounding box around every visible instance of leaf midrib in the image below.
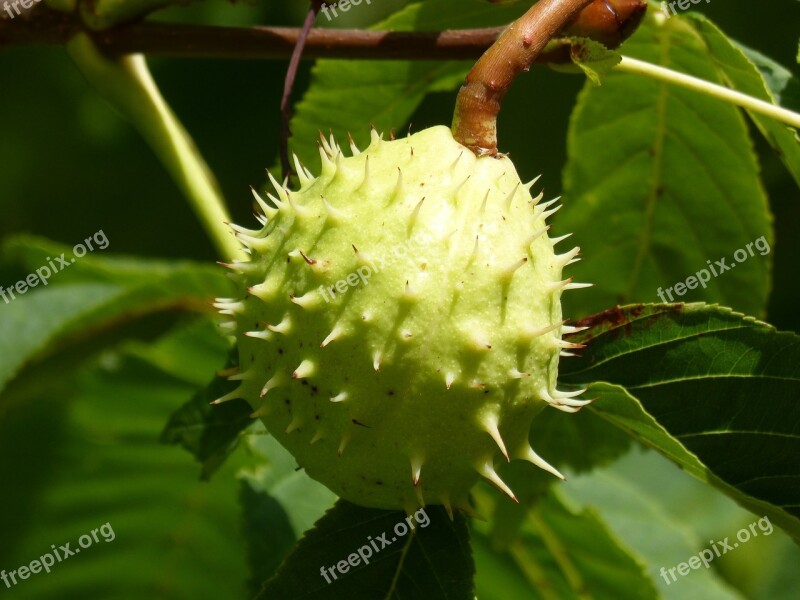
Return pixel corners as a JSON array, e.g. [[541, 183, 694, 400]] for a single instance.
[[623, 28, 672, 300]]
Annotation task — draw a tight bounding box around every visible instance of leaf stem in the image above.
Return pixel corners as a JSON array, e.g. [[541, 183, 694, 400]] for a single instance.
[[616, 56, 800, 129], [452, 0, 596, 155], [67, 33, 245, 261]]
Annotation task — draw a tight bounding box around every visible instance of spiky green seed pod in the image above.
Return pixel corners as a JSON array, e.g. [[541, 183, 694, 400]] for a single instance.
[[216, 126, 589, 513]]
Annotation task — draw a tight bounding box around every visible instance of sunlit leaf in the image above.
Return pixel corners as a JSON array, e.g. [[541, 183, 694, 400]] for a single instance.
[[562, 303, 800, 540]]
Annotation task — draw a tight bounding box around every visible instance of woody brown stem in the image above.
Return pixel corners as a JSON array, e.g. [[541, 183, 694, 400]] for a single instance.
[[0, 21, 608, 62], [1, 1, 645, 61], [0, 13, 505, 59], [452, 0, 646, 155], [452, 0, 595, 156]]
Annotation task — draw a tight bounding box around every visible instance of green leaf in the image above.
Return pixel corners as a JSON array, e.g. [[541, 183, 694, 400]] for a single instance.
[[552, 38, 622, 86], [689, 15, 800, 187], [472, 533, 540, 600], [559, 15, 772, 318], [0, 235, 230, 397], [563, 450, 756, 599], [3, 234, 227, 293], [572, 449, 800, 599], [46, 0, 185, 24], [258, 501, 473, 600], [161, 348, 254, 480], [0, 320, 250, 599], [0, 283, 125, 395], [239, 435, 337, 594], [163, 334, 338, 593], [473, 489, 658, 600], [289, 0, 528, 173], [736, 46, 800, 114], [561, 303, 800, 540]]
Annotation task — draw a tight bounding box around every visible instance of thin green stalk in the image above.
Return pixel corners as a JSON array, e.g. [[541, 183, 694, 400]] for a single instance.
[[67, 33, 245, 261], [509, 541, 562, 600], [529, 507, 591, 600], [616, 55, 800, 129]]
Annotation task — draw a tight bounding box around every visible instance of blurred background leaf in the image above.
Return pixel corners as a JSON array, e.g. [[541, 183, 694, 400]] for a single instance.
[[238, 434, 337, 595], [0, 320, 251, 599], [472, 487, 658, 600], [0, 235, 229, 396], [160, 348, 254, 481], [563, 448, 800, 599]]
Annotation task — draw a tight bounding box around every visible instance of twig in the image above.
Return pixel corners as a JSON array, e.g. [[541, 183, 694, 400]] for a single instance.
[[0, 2, 645, 63], [281, 1, 323, 180], [0, 10, 500, 59], [0, 11, 584, 62]]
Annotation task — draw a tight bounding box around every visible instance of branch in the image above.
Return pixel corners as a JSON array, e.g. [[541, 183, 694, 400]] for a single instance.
[[0, 5, 629, 63], [0, 10, 507, 59], [0, 11, 620, 64]]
